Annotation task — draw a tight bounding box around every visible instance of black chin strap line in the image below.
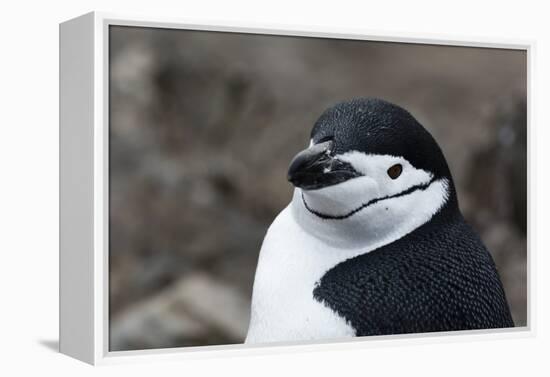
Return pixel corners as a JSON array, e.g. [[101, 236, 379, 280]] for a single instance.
[[302, 176, 439, 220]]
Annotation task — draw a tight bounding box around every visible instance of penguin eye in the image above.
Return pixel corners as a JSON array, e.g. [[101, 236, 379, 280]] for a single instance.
[[387, 164, 403, 179]]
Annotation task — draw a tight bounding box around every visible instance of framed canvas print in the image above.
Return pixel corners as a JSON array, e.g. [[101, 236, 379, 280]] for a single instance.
[[59, 12, 531, 365]]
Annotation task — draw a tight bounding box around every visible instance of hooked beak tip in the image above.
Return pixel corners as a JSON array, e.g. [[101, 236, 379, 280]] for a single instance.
[[287, 140, 362, 190]]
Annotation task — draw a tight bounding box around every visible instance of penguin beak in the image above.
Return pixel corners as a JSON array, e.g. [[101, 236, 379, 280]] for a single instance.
[[287, 140, 363, 190]]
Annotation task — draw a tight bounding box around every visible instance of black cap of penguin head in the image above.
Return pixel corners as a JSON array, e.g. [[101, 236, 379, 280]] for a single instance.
[[288, 98, 458, 205]]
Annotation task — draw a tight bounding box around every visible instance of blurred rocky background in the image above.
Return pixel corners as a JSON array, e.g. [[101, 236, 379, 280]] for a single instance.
[[108, 26, 527, 351]]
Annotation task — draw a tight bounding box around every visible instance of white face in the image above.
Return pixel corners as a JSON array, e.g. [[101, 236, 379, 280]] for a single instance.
[[291, 150, 450, 250]]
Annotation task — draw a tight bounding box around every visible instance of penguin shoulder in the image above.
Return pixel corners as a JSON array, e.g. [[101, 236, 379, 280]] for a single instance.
[[312, 214, 514, 335]]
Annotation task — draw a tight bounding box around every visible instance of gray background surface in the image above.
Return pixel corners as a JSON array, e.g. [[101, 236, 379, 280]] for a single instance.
[[108, 26, 527, 351]]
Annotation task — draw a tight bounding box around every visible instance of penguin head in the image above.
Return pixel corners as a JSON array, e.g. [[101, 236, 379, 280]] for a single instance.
[[288, 98, 458, 248]]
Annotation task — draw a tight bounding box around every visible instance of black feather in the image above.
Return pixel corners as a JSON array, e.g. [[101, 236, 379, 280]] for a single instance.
[[313, 207, 514, 335]]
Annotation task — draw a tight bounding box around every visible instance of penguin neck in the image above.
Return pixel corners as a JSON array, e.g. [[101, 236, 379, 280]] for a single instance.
[[290, 178, 455, 251]]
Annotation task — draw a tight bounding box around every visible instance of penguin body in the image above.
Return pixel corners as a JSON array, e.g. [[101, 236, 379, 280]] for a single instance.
[[246, 98, 513, 343], [313, 204, 513, 336], [244, 205, 356, 342]]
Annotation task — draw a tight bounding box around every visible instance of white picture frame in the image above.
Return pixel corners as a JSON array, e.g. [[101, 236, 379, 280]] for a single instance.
[[59, 11, 534, 365]]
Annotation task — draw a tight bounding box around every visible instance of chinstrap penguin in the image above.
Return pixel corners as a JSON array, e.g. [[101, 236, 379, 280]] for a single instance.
[[245, 98, 514, 343]]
